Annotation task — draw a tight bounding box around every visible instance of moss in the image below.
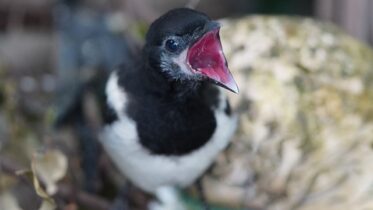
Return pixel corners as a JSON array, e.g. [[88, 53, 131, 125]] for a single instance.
[[191, 15, 373, 210]]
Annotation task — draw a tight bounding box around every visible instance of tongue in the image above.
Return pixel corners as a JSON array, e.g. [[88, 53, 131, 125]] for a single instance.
[[187, 29, 238, 93]]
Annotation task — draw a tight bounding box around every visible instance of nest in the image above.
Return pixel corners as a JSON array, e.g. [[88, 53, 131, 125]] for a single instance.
[[187, 16, 373, 210]]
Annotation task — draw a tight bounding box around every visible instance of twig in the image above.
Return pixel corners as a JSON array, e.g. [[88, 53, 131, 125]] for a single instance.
[[57, 185, 110, 210], [0, 155, 25, 177], [125, 0, 159, 23], [186, 0, 201, 9]]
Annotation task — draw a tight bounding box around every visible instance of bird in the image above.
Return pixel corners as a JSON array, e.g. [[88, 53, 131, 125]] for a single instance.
[[99, 8, 238, 209]]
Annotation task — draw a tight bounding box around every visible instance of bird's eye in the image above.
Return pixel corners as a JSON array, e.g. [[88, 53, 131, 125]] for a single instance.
[[165, 39, 179, 52]]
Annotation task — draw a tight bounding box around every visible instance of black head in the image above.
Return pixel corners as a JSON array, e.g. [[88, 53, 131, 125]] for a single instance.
[[143, 8, 238, 93]]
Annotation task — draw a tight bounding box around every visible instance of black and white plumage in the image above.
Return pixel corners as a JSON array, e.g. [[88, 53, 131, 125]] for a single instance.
[[100, 8, 238, 196]]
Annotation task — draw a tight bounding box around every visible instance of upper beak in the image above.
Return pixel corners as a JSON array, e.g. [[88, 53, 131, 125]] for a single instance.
[[186, 24, 239, 93]]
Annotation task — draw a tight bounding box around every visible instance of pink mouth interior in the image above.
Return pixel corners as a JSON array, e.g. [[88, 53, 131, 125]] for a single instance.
[[187, 29, 228, 81], [187, 28, 238, 93]]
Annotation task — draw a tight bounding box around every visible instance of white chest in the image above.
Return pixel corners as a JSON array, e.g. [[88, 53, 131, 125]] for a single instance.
[[99, 73, 237, 193], [101, 109, 236, 193]]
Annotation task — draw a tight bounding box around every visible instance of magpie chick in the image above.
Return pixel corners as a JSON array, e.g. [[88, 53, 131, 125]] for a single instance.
[[100, 8, 238, 207]]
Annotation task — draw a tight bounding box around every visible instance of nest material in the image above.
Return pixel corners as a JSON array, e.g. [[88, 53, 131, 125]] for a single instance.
[[191, 16, 373, 210]]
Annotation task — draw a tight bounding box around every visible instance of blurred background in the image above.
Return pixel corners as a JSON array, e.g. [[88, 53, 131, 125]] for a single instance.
[[0, 0, 372, 210], [0, 0, 372, 124]]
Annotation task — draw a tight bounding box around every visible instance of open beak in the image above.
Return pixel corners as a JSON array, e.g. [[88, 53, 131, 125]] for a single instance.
[[187, 28, 238, 93]]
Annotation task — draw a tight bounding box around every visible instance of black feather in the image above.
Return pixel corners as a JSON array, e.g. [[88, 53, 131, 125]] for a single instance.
[[108, 8, 224, 155]]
